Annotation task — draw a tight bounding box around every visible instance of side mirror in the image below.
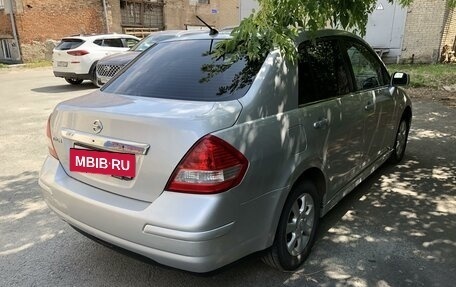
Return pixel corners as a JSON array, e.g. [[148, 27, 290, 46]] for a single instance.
[[391, 72, 409, 87]]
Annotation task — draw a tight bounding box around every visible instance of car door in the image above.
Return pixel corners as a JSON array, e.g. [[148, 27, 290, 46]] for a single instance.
[[298, 38, 364, 198], [341, 39, 395, 166]]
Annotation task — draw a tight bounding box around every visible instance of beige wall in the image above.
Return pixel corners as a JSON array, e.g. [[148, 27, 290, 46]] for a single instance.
[[165, 0, 240, 30], [401, 0, 448, 63], [107, 0, 122, 33]]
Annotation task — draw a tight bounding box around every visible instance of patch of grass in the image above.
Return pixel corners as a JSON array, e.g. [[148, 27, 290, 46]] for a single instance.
[[0, 63, 6, 69], [388, 64, 456, 89], [24, 60, 52, 69]]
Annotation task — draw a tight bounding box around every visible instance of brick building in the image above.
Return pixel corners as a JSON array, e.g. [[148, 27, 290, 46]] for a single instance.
[[401, 0, 456, 63], [1, 0, 455, 64], [0, 0, 240, 63]]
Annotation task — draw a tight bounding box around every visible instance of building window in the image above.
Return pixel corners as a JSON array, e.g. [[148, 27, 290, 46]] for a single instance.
[[120, 0, 164, 29], [0, 0, 4, 10], [1, 39, 12, 59], [198, 0, 210, 3]]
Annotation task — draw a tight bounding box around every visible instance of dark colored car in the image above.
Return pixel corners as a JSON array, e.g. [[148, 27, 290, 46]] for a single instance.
[[95, 30, 205, 86]]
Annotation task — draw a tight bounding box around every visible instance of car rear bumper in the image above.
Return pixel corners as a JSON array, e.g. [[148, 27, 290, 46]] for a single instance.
[[38, 156, 242, 273], [53, 71, 92, 80]]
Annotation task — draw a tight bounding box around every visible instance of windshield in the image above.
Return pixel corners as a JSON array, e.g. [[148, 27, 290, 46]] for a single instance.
[[103, 39, 263, 101], [130, 34, 181, 52]]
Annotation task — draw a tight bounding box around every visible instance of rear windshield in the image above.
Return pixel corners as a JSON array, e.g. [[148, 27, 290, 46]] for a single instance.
[[55, 39, 84, 50], [102, 40, 262, 101]]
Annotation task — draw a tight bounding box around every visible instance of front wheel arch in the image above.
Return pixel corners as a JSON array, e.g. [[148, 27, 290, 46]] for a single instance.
[[89, 61, 99, 86], [389, 108, 412, 163], [402, 106, 412, 125]]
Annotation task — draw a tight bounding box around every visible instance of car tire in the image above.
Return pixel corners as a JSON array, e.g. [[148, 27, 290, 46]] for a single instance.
[[388, 117, 410, 164], [263, 180, 320, 271], [65, 78, 83, 85]]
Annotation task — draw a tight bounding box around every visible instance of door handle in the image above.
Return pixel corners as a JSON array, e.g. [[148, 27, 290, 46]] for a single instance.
[[313, 118, 329, 129]]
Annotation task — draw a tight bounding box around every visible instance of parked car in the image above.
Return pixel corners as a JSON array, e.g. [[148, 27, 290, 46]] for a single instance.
[[95, 30, 205, 87], [39, 29, 411, 273], [52, 34, 140, 86]]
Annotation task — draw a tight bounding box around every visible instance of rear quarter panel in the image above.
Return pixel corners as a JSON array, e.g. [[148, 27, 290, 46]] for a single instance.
[[213, 52, 327, 247]]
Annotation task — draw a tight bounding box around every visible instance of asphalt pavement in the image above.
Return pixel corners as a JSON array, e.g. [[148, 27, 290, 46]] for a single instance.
[[0, 67, 455, 287]]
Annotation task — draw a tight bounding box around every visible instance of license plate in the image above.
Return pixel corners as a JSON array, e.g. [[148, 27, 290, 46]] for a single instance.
[[69, 148, 136, 177], [57, 61, 68, 67]]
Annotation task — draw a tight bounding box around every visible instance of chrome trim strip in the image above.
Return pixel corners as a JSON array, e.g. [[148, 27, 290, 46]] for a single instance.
[[61, 128, 150, 155]]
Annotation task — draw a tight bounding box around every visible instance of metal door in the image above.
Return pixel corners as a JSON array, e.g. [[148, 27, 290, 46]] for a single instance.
[[364, 0, 407, 62]]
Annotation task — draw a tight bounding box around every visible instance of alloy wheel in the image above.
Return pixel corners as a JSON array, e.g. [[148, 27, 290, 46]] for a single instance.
[[285, 193, 315, 256], [396, 120, 408, 158]]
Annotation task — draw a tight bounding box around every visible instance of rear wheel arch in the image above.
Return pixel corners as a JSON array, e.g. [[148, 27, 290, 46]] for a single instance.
[[267, 167, 327, 246], [291, 167, 327, 210], [263, 168, 326, 270]]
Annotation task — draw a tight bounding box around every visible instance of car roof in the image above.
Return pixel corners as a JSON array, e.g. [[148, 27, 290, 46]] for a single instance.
[[159, 29, 364, 46], [62, 34, 140, 41], [160, 31, 232, 43], [147, 30, 207, 37], [294, 29, 365, 44], [140, 30, 207, 42]]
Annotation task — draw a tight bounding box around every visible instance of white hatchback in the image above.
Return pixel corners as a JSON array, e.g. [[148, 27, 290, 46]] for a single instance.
[[52, 34, 140, 86]]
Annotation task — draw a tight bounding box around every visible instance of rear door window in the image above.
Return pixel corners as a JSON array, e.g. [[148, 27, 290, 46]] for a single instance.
[[102, 38, 124, 48], [55, 39, 84, 50], [102, 40, 263, 101]]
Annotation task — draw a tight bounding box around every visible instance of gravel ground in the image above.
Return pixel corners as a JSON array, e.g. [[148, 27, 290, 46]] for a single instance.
[[407, 87, 456, 108]]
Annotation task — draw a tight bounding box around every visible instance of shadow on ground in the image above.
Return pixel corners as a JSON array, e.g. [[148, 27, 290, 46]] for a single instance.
[[32, 83, 97, 94]]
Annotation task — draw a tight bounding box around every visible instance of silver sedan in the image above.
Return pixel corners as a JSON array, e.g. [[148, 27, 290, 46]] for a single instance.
[[39, 30, 411, 273]]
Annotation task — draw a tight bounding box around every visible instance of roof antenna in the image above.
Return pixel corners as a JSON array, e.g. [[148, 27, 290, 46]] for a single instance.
[[196, 16, 218, 36]]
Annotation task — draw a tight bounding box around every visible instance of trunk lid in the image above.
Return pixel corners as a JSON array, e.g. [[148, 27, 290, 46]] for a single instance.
[[50, 91, 242, 202]]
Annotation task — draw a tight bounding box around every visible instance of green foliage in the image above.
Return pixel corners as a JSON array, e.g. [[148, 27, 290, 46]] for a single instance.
[[214, 0, 420, 64]]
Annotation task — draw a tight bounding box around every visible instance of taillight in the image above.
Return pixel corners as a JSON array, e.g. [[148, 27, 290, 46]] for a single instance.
[[46, 115, 59, 159], [67, 50, 89, 56], [166, 135, 248, 194]]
